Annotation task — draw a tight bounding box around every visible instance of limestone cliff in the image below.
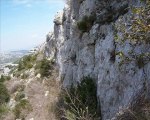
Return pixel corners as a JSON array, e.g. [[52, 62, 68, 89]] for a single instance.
[[44, 0, 150, 119]]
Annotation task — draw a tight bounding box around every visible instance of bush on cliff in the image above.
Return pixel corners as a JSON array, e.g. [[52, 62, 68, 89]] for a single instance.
[[56, 76, 101, 120], [77, 14, 96, 32]]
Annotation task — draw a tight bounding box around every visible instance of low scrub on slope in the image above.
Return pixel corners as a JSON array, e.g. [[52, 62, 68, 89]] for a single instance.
[[35, 58, 54, 78], [56, 76, 101, 120], [0, 75, 11, 82], [13, 99, 32, 119], [18, 54, 37, 71], [0, 76, 10, 118], [12, 54, 37, 78]]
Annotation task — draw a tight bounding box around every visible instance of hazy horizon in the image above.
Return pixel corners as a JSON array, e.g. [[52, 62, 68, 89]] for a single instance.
[[0, 0, 65, 52]]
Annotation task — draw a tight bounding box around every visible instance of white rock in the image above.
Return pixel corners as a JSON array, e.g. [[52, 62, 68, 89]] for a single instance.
[[36, 74, 41, 78], [26, 78, 32, 84], [45, 91, 49, 97], [9, 98, 16, 109], [29, 118, 34, 120], [53, 11, 63, 25]]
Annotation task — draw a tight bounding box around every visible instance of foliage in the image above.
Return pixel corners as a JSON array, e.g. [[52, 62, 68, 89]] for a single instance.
[[0, 104, 9, 118], [128, 1, 150, 43], [118, 0, 150, 44], [13, 72, 21, 78], [0, 75, 11, 83], [57, 76, 100, 120], [12, 54, 37, 78], [13, 99, 32, 119], [35, 59, 53, 78], [77, 14, 96, 32], [0, 75, 10, 118], [113, 1, 150, 68], [17, 54, 37, 71], [15, 92, 25, 101], [0, 83, 10, 105]]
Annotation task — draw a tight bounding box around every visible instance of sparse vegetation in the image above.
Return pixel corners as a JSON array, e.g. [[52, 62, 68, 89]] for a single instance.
[[0, 104, 9, 118], [56, 76, 100, 120], [0, 75, 11, 82], [21, 73, 29, 79], [13, 99, 32, 119], [116, 0, 150, 44], [15, 92, 25, 101], [115, 89, 150, 120], [13, 72, 20, 77], [17, 54, 37, 71], [0, 79, 10, 118], [35, 59, 53, 78], [10, 82, 25, 94], [12, 54, 37, 78], [0, 83, 10, 105], [77, 14, 96, 32], [113, 0, 150, 68]]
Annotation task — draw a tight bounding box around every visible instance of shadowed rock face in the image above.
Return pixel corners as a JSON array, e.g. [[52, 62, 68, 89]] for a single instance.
[[44, 0, 150, 119]]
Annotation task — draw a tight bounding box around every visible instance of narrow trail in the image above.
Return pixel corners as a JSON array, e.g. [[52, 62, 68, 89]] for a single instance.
[[4, 70, 60, 120], [25, 79, 50, 120]]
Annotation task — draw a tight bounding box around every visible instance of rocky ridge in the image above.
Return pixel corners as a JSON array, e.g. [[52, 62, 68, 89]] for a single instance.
[[44, 0, 150, 119]]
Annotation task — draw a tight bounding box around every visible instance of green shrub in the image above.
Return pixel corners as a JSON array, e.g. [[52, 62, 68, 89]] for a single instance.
[[0, 75, 11, 82], [0, 104, 9, 118], [0, 75, 6, 83], [18, 60, 25, 71], [0, 78, 10, 117], [77, 20, 88, 32], [15, 92, 25, 101], [35, 59, 53, 78], [0, 83, 10, 104], [57, 76, 100, 120], [17, 54, 37, 71], [13, 99, 32, 119], [77, 14, 96, 32]]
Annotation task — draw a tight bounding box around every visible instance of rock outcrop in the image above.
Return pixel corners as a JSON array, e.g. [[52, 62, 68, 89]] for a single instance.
[[44, 0, 150, 119]]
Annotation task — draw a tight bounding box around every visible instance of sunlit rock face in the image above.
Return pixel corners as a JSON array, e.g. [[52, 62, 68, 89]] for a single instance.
[[44, 0, 150, 119]]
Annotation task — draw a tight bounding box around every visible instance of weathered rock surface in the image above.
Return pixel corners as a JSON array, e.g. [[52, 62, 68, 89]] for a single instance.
[[44, 0, 150, 119]]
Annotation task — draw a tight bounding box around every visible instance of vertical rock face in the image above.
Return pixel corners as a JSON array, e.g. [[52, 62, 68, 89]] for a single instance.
[[44, 0, 150, 119]]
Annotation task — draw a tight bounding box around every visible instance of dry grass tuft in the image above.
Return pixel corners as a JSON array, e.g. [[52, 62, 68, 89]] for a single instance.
[[115, 89, 150, 120]]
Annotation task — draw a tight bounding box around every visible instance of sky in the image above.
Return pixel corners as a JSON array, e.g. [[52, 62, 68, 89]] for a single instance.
[[0, 0, 65, 52]]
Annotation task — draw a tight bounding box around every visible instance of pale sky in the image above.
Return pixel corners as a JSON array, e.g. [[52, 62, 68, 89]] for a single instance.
[[0, 0, 65, 52]]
